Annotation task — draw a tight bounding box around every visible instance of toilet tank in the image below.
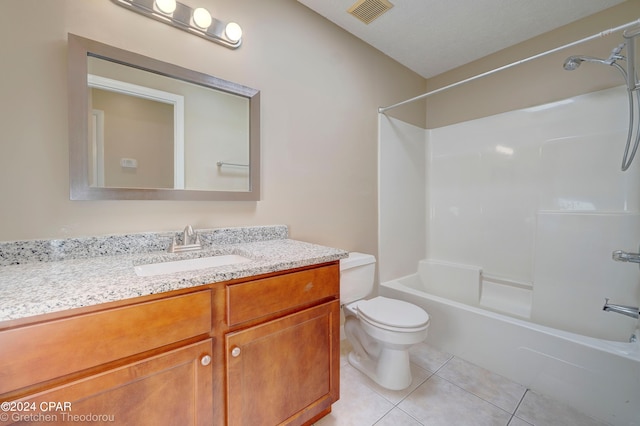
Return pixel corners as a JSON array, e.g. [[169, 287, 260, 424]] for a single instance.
[[339, 252, 376, 304]]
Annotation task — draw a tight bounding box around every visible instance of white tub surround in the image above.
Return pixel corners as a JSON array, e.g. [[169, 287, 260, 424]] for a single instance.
[[380, 85, 640, 341], [378, 85, 640, 426], [0, 225, 347, 321], [380, 274, 640, 426], [425, 85, 640, 342]]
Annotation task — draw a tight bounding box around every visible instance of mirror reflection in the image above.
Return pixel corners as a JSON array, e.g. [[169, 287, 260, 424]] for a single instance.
[[68, 34, 260, 201]]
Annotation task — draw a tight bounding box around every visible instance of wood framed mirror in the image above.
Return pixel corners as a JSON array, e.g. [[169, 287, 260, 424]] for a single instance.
[[68, 34, 260, 201]]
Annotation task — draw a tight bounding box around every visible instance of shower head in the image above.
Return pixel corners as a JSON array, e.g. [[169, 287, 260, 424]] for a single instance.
[[562, 53, 628, 82], [562, 55, 611, 71], [563, 56, 583, 71], [563, 43, 627, 71]]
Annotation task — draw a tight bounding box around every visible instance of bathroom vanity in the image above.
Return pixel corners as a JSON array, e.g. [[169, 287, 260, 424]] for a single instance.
[[0, 226, 345, 425]]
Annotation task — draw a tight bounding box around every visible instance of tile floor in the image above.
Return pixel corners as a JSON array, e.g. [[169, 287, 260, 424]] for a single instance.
[[315, 341, 610, 426]]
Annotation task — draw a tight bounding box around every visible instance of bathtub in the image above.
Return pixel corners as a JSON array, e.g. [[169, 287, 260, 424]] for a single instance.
[[379, 267, 640, 426]]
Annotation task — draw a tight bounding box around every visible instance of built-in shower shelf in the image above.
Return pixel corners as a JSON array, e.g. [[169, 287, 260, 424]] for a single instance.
[[479, 275, 533, 319]]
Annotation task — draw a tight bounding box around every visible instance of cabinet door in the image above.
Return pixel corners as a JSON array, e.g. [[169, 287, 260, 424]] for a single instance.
[[2, 340, 213, 426], [226, 301, 340, 426]]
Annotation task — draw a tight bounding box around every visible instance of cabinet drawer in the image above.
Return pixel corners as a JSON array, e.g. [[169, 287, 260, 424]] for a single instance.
[[0, 340, 214, 426], [227, 264, 338, 326], [0, 290, 211, 394]]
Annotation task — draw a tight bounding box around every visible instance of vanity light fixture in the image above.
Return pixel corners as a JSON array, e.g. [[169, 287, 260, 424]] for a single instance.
[[225, 22, 242, 43], [154, 0, 176, 14], [192, 7, 212, 29], [111, 0, 242, 49]]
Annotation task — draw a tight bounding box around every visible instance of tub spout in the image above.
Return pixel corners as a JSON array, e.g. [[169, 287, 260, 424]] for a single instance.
[[602, 298, 640, 319], [612, 250, 640, 263]]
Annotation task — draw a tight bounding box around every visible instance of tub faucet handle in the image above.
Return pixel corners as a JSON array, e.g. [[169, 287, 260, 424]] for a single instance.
[[612, 250, 640, 264]]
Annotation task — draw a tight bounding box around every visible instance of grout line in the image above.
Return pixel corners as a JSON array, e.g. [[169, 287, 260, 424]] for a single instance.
[[435, 355, 530, 414], [391, 362, 434, 406], [431, 371, 515, 419], [511, 389, 530, 418], [361, 362, 431, 408], [396, 406, 427, 425], [371, 406, 396, 426], [505, 389, 531, 426], [434, 354, 455, 374]]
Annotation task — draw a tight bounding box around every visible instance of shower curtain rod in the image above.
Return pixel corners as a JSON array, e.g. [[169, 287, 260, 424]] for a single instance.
[[378, 18, 640, 113]]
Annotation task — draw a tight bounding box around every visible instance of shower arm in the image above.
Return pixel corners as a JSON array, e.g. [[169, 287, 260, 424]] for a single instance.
[[378, 18, 640, 113]]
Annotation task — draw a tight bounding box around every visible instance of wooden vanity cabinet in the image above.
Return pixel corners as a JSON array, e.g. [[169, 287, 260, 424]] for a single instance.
[[224, 264, 340, 426], [0, 261, 341, 426], [0, 290, 214, 426]]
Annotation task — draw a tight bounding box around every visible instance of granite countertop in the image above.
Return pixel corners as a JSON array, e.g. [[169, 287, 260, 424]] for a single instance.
[[0, 226, 348, 322]]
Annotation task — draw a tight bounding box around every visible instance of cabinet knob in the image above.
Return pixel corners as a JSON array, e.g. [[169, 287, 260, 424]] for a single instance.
[[231, 346, 241, 357], [200, 355, 212, 366]]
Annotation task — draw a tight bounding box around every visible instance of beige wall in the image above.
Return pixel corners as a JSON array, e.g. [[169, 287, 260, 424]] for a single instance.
[[4, 0, 632, 253], [92, 89, 174, 189], [425, 1, 640, 128], [0, 0, 425, 256]]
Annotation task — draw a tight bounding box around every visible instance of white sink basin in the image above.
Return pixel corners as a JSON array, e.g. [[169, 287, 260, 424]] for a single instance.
[[134, 254, 251, 277]]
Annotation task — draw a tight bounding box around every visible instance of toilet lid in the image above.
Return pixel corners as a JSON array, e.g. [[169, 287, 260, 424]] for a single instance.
[[357, 296, 429, 330]]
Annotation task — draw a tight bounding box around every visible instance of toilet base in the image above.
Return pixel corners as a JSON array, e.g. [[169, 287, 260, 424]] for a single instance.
[[347, 346, 413, 390], [343, 305, 427, 391]]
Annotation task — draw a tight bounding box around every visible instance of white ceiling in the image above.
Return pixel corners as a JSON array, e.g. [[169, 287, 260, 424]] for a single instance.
[[297, 0, 627, 78]]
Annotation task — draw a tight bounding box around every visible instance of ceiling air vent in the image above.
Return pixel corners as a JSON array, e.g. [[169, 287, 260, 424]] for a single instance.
[[348, 0, 394, 24]]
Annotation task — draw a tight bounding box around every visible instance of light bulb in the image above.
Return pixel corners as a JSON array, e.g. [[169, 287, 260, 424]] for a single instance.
[[192, 7, 212, 29], [225, 22, 242, 42], [155, 0, 176, 14]]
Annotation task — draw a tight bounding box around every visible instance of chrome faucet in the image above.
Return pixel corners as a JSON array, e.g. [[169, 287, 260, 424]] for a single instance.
[[612, 250, 640, 264], [602, 298, 640, 319], [167, 225, 204, 253], [183, 225, 195, 245]]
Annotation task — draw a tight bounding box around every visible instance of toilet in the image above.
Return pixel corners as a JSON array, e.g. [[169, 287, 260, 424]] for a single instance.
[[340, 252, 430, 390]]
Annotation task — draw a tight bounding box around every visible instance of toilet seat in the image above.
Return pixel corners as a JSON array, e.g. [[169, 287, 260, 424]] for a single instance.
[[357, 296, 430, 332]]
